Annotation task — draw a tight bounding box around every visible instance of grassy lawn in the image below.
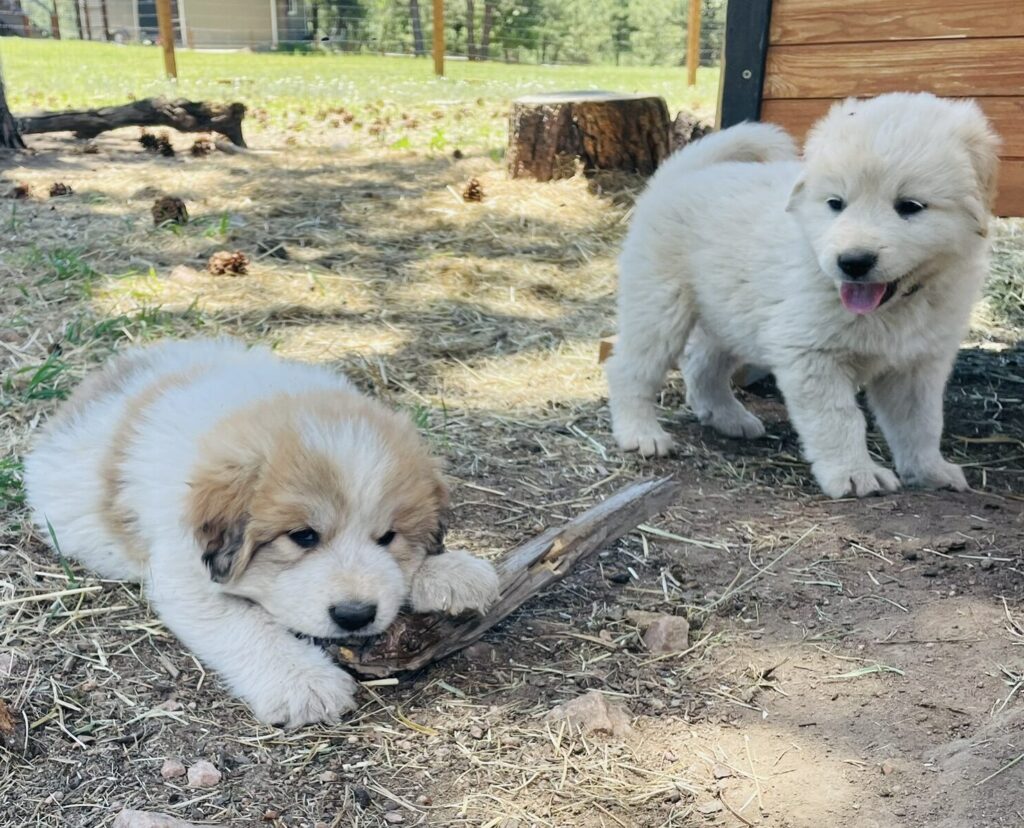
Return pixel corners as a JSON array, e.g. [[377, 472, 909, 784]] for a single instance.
[[1, 39, 720, 152]]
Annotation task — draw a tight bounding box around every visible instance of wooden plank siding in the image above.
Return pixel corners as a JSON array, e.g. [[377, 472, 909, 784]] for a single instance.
[[758, 1, 1024, 216], [770, 0, 1024, 45]]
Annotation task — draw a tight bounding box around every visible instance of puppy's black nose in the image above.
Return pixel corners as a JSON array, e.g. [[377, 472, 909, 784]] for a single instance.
[[837, 251, 878, 279], [329, 602, 377, 631]]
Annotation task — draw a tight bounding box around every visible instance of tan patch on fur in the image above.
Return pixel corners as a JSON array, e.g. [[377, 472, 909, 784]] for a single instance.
[[48, 349, 157, 430], [99, 367, 203, 562], [186, 388, 445, 581]]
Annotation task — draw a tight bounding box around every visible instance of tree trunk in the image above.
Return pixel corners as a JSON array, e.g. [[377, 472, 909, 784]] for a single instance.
[[508, 92, 671, 181], [17, 97, 247, 146], [0, 73, 26, 150], [409, 0, 425, 56], [82, 0, 92, 39], [465, 0, 475, 60], [100, 0, 110, 39], [480, 0, 494, 59], [74, 0, 83, 38]]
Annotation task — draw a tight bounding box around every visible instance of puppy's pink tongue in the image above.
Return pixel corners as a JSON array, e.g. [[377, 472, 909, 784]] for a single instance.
[[840, 282, 887, 314]]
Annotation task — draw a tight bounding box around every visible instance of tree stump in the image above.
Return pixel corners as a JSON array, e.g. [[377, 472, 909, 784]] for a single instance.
[[507, 91, 671, 181]]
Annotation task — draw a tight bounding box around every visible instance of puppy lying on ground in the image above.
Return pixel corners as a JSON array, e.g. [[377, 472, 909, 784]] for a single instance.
[[607, 92, 1000, 497], [25, 338, 499, 727]]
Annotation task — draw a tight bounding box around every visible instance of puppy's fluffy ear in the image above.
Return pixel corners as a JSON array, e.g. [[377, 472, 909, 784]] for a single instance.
[[425, 478, 449, 555], [785, 177, 806, 213], [188, 463, 260, 583], [956, 101, 1001, 229]]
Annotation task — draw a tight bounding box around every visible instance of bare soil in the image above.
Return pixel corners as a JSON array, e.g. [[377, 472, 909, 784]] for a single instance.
[[1, 131, 1022, 828]]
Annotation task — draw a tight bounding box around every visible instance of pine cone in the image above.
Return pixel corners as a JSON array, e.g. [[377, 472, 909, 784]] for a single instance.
[[462, 178, 484, 202], [48, 182, 73, 197], [152, 196, 189, 226], [191, 137, 215, 157], [207, 250, 249, 276]]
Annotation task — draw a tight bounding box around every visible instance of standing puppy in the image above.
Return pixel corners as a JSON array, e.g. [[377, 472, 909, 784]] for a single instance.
[[607, 93, 1000, 497], [25, 338, 499, 727]]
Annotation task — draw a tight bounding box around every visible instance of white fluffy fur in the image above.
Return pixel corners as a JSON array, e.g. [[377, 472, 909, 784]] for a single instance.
[[607, 92, 1000, 498], [25, 339, 499, 727]]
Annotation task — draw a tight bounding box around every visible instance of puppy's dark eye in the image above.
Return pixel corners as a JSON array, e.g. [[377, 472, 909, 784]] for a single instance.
[[376, 530, 396, 547], [288, 528, 320, 549], [826, 197, 845, 213], [895, 199, 926, 217]]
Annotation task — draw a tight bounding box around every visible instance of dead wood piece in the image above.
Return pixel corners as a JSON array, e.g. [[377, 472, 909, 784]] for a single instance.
[[332, 476, 681, 677], [18, 98, 247, 147], [507, 91, 671, 181]]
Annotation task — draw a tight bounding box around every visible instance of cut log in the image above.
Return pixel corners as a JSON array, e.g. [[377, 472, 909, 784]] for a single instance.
[[332, 476, 681, 678], [17, 98, 247, 147], [507, 91, 671, 181]]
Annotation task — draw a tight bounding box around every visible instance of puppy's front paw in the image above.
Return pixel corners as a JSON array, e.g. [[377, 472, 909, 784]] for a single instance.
[[613, 421, 674, 457], [247, 654, 357, 729], [901, 459, 969, 492], [411, 551, 500, 615], [814, 461, 900, 498]]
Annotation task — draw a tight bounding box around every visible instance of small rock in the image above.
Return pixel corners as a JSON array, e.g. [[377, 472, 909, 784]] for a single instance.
[[319, 771, 338, 783], [160, 758, 186, 780], [881, 760, 897, 776], [712, 763, 732, 779], [415, 794, 432, 806], [383, 813, 405, 824], [262, 809, 279, 821], [353, 786, 372, 809], [469, 725, 484, 739], [642, 615, 690, 654], [186, 760, 221, 788], [167, 265, 201, 284], [463, 642, 496, 663], [113, 811, 200, 828], [544, 690, 634, 738], [978, 558, 994, 571], [625, 610, 664, 626], [695, 801, 723, 815]]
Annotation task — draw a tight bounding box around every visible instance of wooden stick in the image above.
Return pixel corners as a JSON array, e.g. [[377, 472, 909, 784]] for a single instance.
[[17, 98, 247, 146], [334, 476, 681, 678]]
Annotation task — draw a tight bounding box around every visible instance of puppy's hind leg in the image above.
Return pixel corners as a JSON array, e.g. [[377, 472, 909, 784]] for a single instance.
[[682, 327, 765, 439], [607, 286, 696, 457]]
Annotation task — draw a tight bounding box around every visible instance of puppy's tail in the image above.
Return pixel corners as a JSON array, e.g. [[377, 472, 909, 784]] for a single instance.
[[666, 122, 797, 174]]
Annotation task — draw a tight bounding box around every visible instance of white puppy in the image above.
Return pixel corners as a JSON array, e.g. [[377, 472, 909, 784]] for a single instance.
[[24, 338, 499, 727], [607, 92, 1000, 498]]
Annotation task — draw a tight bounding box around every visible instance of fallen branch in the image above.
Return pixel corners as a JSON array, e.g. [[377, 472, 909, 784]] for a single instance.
[[334, 476, 681, 677], [17, 97, 247, 146]]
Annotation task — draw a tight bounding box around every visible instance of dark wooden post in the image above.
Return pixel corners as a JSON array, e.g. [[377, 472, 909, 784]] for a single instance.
[[716, 0, 773, 128]]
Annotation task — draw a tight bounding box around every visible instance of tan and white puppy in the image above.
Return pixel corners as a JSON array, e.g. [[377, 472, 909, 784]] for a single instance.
[[607, 92, 1000, 498], [24, 338, 499, 727]]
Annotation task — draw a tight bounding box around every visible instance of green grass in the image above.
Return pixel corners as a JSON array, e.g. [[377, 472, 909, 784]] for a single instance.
[[1, 39, 719, 149]]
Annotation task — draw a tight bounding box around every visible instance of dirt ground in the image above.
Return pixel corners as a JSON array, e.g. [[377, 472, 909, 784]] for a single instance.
[[1, 129, 1022, 828]]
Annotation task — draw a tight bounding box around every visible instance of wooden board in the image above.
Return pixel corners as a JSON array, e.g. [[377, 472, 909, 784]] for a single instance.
[[764, 38, 1024, 100], [761, 97, 1024, 158], [997, 160, 1024, 219], [770, 0, 1024, 45]]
